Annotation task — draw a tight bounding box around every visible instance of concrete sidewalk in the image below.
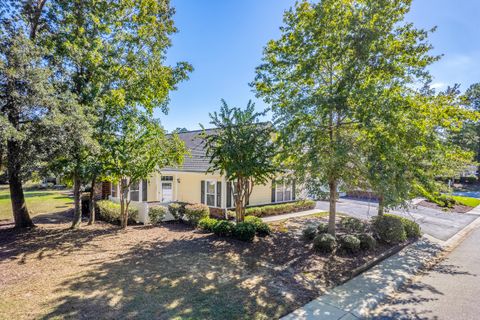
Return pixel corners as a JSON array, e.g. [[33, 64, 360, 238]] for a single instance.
[[261, 209, 324, 222], [281, 238, 443, 320]]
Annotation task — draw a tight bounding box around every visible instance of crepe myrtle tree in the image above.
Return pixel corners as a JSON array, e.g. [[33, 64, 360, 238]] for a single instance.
[[201, 99, 278, 222], [253, 0, 442, 235], [104, 109, 186, 229]]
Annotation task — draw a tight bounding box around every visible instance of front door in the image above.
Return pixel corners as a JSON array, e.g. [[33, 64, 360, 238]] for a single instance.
[[161, 182, 173, 202]]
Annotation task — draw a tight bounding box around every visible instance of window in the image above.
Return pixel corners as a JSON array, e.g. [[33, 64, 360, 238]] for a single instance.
[[130, 181, 139, 201], [111, 183, 117, 198], [161, 176, 173, 181], [275, 182, 292, 202], [206, 181, 216, 207], [276, 184, 284, 202]]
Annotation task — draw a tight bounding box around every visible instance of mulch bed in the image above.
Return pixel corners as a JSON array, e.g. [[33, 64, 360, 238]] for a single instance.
[[418, 200, 473, 214], [0, 211, 397, 320]]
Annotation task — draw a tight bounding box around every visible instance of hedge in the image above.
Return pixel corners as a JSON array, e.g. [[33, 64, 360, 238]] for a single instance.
[[243, 200, 316, 218], [149, 206, 167, 224], [96, 200, 138, 225], [184, 203, 210, 226]]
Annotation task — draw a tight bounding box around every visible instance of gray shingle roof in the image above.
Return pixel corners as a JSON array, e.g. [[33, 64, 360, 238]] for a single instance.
[[162, 129, 216, 172]]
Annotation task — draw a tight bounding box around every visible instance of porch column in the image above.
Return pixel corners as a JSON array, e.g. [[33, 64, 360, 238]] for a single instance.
[[222, 176, 228, 219]]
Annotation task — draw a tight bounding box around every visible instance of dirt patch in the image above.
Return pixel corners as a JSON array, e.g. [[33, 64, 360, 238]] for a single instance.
[[0, 211, 394, 320], [418, 200, 473, 214]]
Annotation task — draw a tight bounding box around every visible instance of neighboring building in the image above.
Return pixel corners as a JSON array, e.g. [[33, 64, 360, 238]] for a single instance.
[[105, 129, 298, 222]]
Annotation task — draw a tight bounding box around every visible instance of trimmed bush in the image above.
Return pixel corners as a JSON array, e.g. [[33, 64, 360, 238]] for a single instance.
[[317, 222, 329, 234], [244, 200, 316, 217], [213, 220, 234, 237], [243, 215, 271, 236], [313, 233, 337, 253], [149, 206, 167, 224], [400, 218, 421, 239], [184, 203, 210, 226], [340, 216, 365, 233], [244, 215, 262, 225], [340, 234, 361, 253], [255, 222, 271, 237], [96, 200, 138, 225], [168, 202, 184, 220], [302, 226, 317, 241], [233, 222, 256, 242], [372, 214, 407, 244], [198, 217, 218, 232], [358, 233, 377, 250]]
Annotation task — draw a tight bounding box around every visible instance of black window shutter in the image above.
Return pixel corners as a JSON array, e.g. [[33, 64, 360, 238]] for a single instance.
[[226, 182, 232, 208], [246, 181, 250, 206], [216, 181, 221, 207], [142, 179, 148, 201], [292, 180, 296, 200], [271, 179, 276, 203], [201, 180, 205, 204]]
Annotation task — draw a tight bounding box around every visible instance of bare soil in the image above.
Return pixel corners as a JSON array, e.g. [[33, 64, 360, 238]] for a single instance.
[[0, 211, 394, 320]]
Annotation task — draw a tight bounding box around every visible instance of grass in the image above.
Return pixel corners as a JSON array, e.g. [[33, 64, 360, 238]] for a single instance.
[[451, 195, 480, 208], [0, 185, 73, 220]]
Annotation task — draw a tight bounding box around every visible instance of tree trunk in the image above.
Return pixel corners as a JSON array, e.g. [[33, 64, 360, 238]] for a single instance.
[[328, 179, 337, 236], [378, 194, 385, 216], [71, 174, 82, 229], [120, 181, 129, 229], [88, 176, 96, 225], [7, 139, 34, 229]]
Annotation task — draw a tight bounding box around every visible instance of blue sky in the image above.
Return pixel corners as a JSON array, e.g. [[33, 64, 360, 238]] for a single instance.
[[161, 0, 480, 132]]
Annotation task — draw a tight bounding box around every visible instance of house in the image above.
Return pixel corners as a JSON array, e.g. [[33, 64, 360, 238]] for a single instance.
[[106, 128, 298, 223]]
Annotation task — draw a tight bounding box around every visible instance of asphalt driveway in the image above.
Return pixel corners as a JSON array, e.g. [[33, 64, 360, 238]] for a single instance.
[[316, 198, 478, 241]]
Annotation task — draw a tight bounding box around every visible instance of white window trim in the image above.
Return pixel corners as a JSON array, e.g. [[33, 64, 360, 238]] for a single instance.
[[275, 182, 293, 203], [205, 180, 218, 207]]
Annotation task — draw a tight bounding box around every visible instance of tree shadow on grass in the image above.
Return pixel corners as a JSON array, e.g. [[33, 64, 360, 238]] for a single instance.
[[39, 233, 321, 320], [0, 210, 122, 264]]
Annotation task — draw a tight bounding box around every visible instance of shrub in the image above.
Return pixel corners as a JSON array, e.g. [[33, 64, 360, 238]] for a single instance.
[[168, 202, 184, 220], [244, 199, 316, 217], [313, 233, 337, 253], [400, 218, 421, 239], [340, 216, 365, 233], [302, 226, 317, 241], [198, 217, 218, 232], [358, 233, 377, 250], [233, 222, 256, 242], [213, 220, 234, 237], [244, 215, 262, 226], [372, 214, 407, 244], [96, 200, 138, 225], [149, 206, 167, 224], [340, 234, 361, 253], [317, 222, 329, 234], [184, 203, 210, 226], [244, 216, 271, 236], [255, 222, 271, 236]]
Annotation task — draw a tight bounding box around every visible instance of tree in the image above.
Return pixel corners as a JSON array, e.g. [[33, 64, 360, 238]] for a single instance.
[[360, 87, 475, 215], [48, 0, 192, 228], [0, 11, 66, 228], [104, 109, 186, 228], [173, 127, 188, 133], [201, 100, 277, 222], [253, 0, 440, 235], [449, 83, 480, 174]]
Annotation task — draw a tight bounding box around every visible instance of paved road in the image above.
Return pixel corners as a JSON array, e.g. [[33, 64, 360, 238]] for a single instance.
[[372, 223, 480, 320], [316, 198, 478, 241]]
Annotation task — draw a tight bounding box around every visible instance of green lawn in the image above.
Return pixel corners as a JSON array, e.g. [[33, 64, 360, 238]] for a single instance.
[[451, 195, 480, 208], [0, 185, 73, 220]]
